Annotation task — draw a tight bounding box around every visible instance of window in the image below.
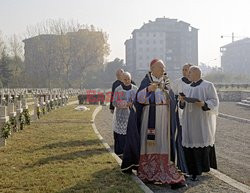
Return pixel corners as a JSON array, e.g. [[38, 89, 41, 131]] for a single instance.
[[220, 47, 227, 52]]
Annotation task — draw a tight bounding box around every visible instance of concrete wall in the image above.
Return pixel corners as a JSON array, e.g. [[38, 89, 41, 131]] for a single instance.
[[217, 91, 250, 102]]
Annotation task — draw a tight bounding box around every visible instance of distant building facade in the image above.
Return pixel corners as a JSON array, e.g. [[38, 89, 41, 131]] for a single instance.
[[125, 18, 198, 80], [220, 38, 250, 75], [23, 29, 106, 88]]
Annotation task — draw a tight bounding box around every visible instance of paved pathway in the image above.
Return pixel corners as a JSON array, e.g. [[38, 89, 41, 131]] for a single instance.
[[95, 105, 249, 193], [219, 102, 250, 120]]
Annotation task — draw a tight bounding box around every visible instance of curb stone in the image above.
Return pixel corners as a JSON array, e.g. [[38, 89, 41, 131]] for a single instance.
[[219, 113, 250, 124], [210, 169, 250, 193]]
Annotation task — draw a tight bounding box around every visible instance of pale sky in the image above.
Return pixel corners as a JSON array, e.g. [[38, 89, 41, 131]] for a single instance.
[[1, 0, 250, 67]]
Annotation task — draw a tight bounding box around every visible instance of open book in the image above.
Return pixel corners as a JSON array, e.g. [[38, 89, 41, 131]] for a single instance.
[[179, 93, 200, 103], [184, 97, 200, 103]]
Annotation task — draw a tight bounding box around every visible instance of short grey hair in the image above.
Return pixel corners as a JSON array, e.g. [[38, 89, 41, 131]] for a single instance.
[[183, 63, 193, 68], [116, 68, 124, 80], [189, 66, 202, 76], [123, 71, 131, 80]]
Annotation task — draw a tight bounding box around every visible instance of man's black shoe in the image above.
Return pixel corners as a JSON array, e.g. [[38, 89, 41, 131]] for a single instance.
[[122, 168, 132, 174], [191, 175, 198, 181], [184, 174, 190, 179]]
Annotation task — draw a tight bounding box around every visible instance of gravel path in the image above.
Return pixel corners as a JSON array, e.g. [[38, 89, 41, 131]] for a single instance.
[[216, 117, 250, 186], [219, 102, 250, 120], [94, 106, 114, 149], [95, 106, 246, 193]]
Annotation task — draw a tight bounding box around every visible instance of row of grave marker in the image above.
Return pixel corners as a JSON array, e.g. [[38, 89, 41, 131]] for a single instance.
[[0, 88, 80, 147]]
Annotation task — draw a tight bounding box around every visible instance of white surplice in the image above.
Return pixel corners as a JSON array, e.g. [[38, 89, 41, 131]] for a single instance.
[[182, 80, 219, 148]]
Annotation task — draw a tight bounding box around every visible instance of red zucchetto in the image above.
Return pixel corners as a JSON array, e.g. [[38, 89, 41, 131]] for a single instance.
[[150, 59, 159, 67]]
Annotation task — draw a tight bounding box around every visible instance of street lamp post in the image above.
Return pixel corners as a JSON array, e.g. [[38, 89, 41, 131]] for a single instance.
[[221, 32, 235, 43]]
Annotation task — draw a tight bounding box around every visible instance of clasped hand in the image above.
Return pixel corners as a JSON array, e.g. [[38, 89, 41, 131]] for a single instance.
[[148, 83, 158, 92]]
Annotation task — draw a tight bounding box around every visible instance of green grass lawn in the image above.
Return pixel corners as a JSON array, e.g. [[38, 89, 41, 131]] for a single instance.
[[0, 105, 143, 193]]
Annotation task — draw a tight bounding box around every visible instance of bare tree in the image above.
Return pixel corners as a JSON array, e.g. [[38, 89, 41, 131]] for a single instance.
[[23, 19, 110, 88], [69, 29, 110, 87], [8, 34, 24, 87], [0, 31, 5, 57], [25, 19, 85, 38], [56, 34, 72, 88]]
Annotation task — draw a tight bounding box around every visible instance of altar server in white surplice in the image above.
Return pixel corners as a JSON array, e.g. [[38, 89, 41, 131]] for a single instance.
[[112, 72, 137, 157], [179, 66, 219, 181]]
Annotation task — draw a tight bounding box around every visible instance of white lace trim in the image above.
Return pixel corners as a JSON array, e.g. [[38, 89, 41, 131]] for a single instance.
[[182, 142, 215, 148]]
